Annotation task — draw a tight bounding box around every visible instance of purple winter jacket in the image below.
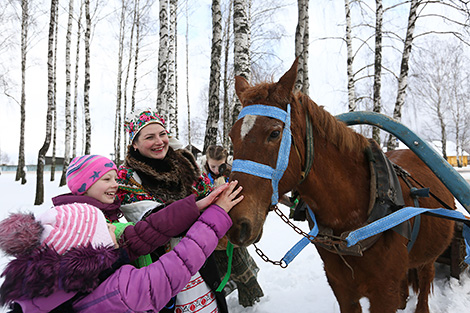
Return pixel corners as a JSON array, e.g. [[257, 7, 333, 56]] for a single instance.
[[5, 204, 231, 312], [52, 193, 201, 261]]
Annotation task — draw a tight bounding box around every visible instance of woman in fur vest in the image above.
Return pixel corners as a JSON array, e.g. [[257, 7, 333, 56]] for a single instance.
[[116, 109, 228, 313]]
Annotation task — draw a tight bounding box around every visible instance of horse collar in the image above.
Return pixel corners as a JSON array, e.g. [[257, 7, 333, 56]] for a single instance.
[[232, 104, 292, 205]]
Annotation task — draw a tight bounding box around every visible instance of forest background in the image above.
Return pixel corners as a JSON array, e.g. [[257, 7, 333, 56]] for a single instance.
[[1, 0, 470, 204]]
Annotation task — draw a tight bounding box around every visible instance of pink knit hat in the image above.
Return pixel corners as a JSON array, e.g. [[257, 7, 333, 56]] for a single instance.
[[66, 155, 117, 195], [39, 204, 114, 254], [0, 204, 115, 256]]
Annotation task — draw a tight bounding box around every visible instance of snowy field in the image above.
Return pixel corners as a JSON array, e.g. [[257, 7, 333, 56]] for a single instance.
[[1, 169, 470, 312]]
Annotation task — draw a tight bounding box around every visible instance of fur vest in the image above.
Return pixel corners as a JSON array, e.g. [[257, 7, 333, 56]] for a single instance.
[[117, 146, 211, 205]]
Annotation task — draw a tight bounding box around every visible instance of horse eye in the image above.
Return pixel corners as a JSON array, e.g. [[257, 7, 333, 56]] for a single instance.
[[269, 130, 281, 139]]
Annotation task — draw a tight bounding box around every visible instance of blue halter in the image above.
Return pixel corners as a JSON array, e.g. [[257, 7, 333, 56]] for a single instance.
[[231, 104, 292, 205]]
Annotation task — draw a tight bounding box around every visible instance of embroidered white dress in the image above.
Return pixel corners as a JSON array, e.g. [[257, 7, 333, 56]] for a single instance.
[[168, 238, 219, 313]]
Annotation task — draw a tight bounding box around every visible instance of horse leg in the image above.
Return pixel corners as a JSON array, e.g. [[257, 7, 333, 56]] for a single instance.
[[399, 274, 409, 309], [327, 279, 362, 313], [414, 263, 435, 313], [367, 272, 407, 313]]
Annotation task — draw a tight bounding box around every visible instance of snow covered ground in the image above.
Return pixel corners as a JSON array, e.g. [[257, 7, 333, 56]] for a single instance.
[[1, 169, 470, 312]]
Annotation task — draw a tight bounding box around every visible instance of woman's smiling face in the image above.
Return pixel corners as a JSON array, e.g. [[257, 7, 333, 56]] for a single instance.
[[132, 123, 169, 159]]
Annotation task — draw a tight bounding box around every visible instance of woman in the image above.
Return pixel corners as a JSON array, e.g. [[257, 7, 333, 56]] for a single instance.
[[116, 109, 226, 313], [202, 145, 264, 307]]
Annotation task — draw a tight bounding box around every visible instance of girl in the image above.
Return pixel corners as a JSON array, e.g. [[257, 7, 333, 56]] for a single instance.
[[0, 155, 243, 312]]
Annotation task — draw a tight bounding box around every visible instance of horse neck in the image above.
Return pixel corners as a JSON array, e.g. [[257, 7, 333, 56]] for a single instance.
[[298, 132, 371, 234]]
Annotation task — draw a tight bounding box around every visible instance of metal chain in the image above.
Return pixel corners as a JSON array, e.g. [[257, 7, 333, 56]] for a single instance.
[[253, 243, 287, 268], [252, 205, 348, 268], [272, 206, 347, 247]]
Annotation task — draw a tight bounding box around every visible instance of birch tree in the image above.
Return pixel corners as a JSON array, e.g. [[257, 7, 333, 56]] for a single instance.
[[72, 2, 84, 158], [386, 0, 419, 151], [84, 0, 91, 154], [157, 0, 168, 119], [167, 0, 177, 134], [232, 0, 251, 125], [35, 0, 58, 205], [16, 0, 29, 185], [408, 40, 454, 160], [372, 0, 383, 143], [114, 0, 127, 164], [60, 0, 75, 186], [344, 0, 356, 112], [203, 0, 222, 152], [295, 0, 309, 94], [185, 0, 191, 147], [50, 2, 58, 182], [222, 0, 233, 148]]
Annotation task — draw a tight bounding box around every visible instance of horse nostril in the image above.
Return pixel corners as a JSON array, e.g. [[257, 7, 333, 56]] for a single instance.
[[239, 221, 251, 244]]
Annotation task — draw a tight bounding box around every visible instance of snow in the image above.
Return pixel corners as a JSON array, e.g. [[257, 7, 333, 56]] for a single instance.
[[1, 170, 470, 312]]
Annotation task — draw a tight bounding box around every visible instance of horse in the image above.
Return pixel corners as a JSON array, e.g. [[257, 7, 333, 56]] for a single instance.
[[227, 58, 455, 313]]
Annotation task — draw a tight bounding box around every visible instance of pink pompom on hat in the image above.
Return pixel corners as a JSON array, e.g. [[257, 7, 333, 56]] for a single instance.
[[66, 155, 117, 195], [0, 205, 115, 256]]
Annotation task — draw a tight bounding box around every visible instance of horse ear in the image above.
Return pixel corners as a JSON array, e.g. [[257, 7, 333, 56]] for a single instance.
[[235, 75, 251, 104], [276, 57, 299, 98]]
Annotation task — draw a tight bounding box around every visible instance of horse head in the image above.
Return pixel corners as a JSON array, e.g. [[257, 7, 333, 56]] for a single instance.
[[227, 59, 305, 246]]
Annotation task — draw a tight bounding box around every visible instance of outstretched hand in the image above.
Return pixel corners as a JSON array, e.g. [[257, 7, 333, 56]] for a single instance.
[[214, 180, 243, 213], [195, 181, 243, 213]]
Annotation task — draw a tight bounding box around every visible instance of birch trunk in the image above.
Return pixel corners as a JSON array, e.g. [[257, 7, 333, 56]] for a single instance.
[[167, 0, 177, 134], [295, 0, 309, 94], [72, 2, 83, 158], [185, 1, 191, 147], [50, 3, 58, 182], [84, 0, 91, 155], [157, 0, 168, 119], [203, 0, 222, 152], [114, 0, 126, 164], [344, 0, 356, 112], [35, 0, 57, 205], [223, 0, 233, 148], [16, 0, 28, 184], [131, 0, 141, 114], [232, 0, 251, 125], [386, 0, 419, 151], [59, 0, 74, 186], [372, 0, 383, 144]]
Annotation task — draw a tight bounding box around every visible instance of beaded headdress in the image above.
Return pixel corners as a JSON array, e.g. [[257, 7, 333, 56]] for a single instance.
[[124, 109, 167, 142]]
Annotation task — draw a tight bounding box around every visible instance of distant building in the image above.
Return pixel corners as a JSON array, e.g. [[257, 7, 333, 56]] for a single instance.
[[184, 144, 203, 159]]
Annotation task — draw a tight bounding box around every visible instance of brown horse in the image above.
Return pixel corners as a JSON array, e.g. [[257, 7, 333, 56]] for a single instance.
[[227, 58, 455, 313]]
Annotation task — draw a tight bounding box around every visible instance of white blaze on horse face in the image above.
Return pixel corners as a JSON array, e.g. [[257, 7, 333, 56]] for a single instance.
[[240, 115, 257, 140]]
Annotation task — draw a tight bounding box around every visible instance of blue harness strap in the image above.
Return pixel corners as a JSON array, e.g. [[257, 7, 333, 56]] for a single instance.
[[232, 104, 292, 205], [345, 207, 470, 264], [282, 206, 319, 266]]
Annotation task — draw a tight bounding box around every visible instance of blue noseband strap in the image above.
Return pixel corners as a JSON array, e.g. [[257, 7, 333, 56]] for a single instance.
[[232, 104, 291, 205]]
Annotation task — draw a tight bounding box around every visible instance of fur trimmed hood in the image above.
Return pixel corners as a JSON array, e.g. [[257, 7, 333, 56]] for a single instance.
[[123, 146, 200, 203], [0, 245, 124, 306]]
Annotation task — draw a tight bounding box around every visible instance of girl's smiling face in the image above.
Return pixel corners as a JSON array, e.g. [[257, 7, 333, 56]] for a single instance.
[[132, 123, 169, 159], [84, 170, 118, 204]]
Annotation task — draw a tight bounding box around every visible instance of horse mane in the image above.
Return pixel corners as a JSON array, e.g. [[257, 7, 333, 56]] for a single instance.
[[237, 78, 369, 155], [296, 91, 369, 154]]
